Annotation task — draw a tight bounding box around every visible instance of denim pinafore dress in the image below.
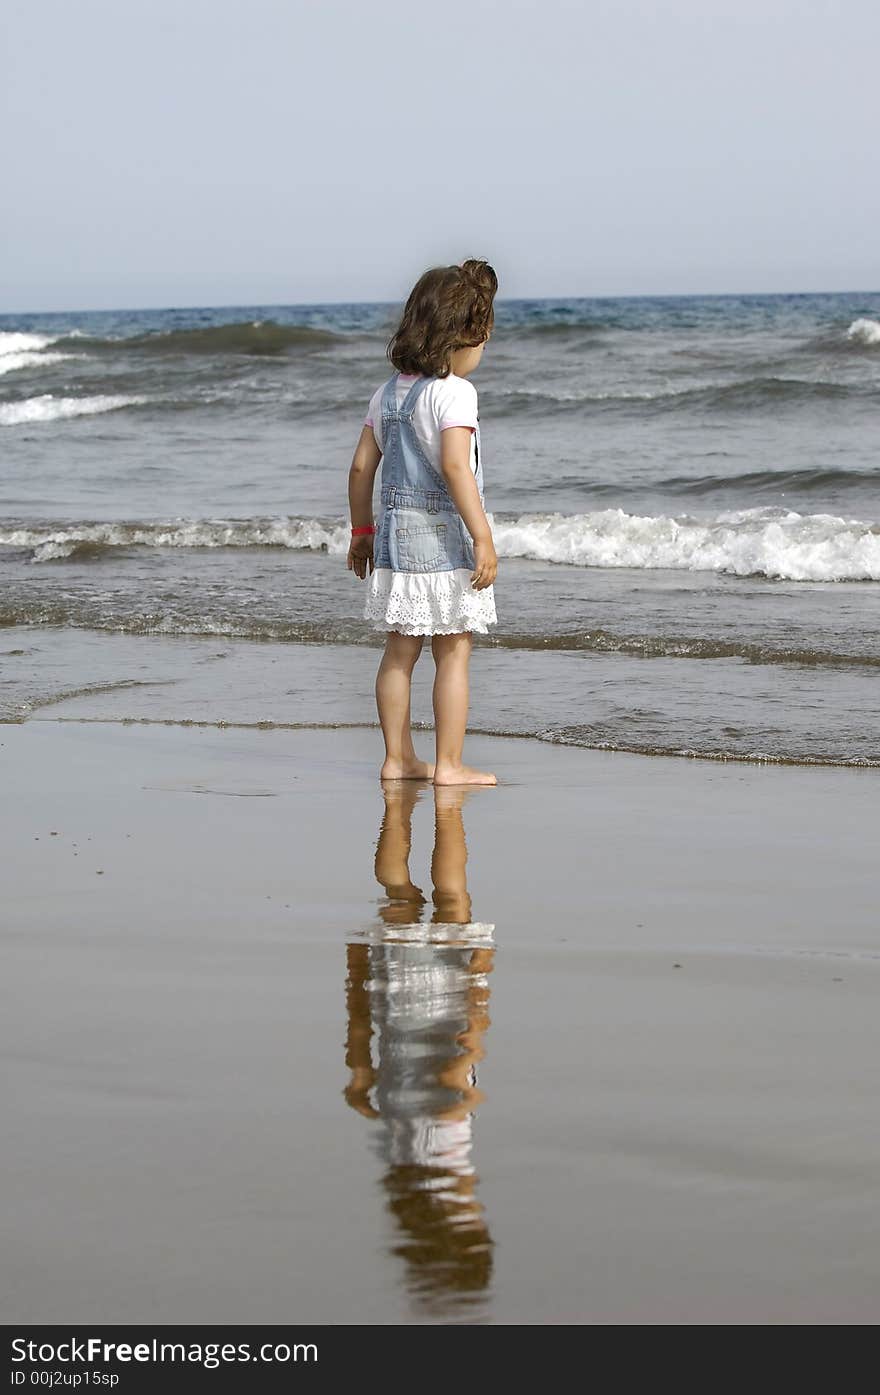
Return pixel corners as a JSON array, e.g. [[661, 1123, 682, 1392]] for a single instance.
[[364, 373, 497, 637]]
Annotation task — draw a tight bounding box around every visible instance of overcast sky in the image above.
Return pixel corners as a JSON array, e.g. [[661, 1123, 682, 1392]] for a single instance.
[[2, 0, 876, 312]]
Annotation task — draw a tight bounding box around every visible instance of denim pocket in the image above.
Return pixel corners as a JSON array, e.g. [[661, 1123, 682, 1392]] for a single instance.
[[395, 518, 449, 572]]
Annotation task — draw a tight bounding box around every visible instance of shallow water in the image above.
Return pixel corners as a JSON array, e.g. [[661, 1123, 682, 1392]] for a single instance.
[[2, 291, 880, 765], [4, 626, 879, 769]]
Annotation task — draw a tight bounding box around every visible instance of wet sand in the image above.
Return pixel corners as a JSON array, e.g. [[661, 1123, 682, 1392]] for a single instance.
[[2, 718, 879, 1324]]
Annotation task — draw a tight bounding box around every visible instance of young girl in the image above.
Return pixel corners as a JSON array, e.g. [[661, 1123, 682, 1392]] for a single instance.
[[347, 259, 499, 785]]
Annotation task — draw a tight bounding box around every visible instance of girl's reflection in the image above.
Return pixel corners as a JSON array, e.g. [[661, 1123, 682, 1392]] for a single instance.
[[344, 783, 495, 1314]]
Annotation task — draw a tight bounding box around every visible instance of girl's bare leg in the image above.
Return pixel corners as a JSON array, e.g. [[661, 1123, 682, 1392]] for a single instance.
[[431, 633, 496, 785], [376, 631, 434, 780]]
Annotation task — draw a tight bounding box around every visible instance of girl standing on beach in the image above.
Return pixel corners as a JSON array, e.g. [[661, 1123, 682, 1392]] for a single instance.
[[347, 260, 499, 786]]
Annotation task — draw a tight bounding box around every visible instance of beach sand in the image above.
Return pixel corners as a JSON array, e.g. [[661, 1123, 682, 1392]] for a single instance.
[[2, 717, 879, 1324]]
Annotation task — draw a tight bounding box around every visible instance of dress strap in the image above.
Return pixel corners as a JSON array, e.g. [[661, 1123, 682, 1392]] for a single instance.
[[379, 373, 430, 418], [380, 374, 399, 418], [379, 371, 435, 418], [399, 374, 432, 417]]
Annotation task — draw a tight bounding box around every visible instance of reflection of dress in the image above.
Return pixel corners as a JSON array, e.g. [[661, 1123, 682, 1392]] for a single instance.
[[346, 928, 495, 1312], [369, 943, 483, 1174]]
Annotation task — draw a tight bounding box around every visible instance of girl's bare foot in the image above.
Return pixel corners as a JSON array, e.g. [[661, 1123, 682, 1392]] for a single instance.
[[433, 764, 497, 786], [380, 756, 435, 781]]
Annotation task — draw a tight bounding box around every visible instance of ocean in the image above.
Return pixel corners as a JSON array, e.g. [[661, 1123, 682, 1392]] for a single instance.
[[2, 291, 879, 765]]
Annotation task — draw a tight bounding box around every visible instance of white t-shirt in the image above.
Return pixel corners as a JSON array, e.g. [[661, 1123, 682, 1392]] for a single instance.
[[365, 372, 478, 474]]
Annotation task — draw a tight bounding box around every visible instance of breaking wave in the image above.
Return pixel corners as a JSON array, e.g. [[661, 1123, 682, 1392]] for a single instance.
[[491, 508, 880, 581], [846, 317, 880, 347], [800, 318, 880, 355], [0, 394, 147, 425], [3, 507, 880, 581], [0, 330, 81, 377], [0, 517, 345, 559], [0, 331, 60, 356]]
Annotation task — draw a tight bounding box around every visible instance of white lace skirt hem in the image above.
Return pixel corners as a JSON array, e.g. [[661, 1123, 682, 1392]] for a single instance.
[[364, 568, 497, 636]]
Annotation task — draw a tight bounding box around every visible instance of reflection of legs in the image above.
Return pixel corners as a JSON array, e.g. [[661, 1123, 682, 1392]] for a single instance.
[[376, 632, 434, 781], [431, 633, 496, 786], [375, 783, 426, 924], [431, 786, 471, 925], [343, 944, 379, 1119], [437, 946, 494, 1106]]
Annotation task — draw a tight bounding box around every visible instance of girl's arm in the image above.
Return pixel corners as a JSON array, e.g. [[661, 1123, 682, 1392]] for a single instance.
[[440, 427, 498, 590], [347, 425, 382, 579]]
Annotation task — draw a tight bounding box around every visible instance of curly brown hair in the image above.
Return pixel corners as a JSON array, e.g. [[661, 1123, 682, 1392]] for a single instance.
[[387, 259, 498, 378]]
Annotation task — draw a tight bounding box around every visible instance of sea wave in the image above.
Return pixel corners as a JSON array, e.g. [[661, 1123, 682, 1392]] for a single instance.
[[515, 464, 880, 501], [800, 318, 880, 354], [0, 330, 61, 356], [0, 350, 82, 376], [528, 726, 880, 769], [0, 394, 147, 426], [620, 465, 879, 498], [2, 595, 875, 671], [513, 321, 610, 339], [0, 330, 82, 377], [56, 321, 340, 357], [846, 317, 880, 347], [488, 376, 860, 417], [0, 517, 344, 559], [491, 508, 880, 581], [3, 507, 880, 580]]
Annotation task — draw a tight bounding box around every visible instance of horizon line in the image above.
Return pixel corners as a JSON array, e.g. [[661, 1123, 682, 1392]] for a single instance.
[[2, 287, 879, 319]]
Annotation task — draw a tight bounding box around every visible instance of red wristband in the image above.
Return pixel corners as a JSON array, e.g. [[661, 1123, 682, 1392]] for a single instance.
[[351, 525, 375, 536]]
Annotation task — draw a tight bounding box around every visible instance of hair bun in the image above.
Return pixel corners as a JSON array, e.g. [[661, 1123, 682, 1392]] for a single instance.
[[460, 259, 498, 297]]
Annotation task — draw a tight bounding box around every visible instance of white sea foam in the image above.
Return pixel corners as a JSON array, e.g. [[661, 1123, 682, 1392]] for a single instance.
[[0, 330, 81, 376], [3, 508, 878, 581], [494, 386, 661, 404], [0, 331, 60, 356], [0, 394, 146, 425], [0, 517, 348, 560], [846, 317, 880, 346], [491, 507, 880, 581]]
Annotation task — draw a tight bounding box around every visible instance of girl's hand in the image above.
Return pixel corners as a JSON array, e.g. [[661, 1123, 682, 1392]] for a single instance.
[[470, 536, 497, 590], [347, 534, 374, 579]]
